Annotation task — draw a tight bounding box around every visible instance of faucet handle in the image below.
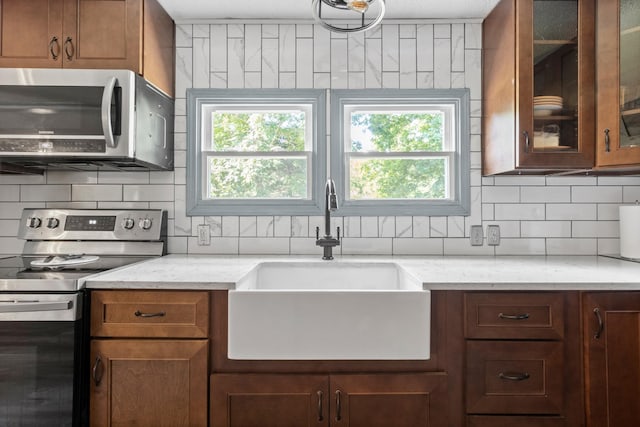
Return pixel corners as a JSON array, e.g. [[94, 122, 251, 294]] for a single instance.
[[315, 226, 320, 240]]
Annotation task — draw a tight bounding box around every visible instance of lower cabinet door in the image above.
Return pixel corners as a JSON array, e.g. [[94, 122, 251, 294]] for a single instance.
[[467, 415, 565, 427], [210, 374, 330, 427], [330, 373, 449, 427], [89, 339, 208, 427]]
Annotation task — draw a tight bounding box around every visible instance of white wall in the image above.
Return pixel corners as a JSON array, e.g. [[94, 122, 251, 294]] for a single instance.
[[0, 21, 638, 256]]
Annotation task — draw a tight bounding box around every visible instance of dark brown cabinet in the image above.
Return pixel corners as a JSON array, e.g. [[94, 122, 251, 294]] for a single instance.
[[583, 292, 640, 426], [210, 373, 448, 427], [464, 292, 583, 426], [482, 0, 595, 175], [0, 0, 174, 96], [90, 290, 209, 427], [595, 0, 640, 168]]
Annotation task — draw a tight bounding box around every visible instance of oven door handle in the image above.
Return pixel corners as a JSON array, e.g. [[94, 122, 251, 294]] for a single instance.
[[101, 76, 118, 148], [0, 300, 72, 313]]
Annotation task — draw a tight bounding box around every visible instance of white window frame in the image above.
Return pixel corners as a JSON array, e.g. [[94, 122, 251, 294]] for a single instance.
[[186, 89, 326, 215], [330, 89, 470, 216]]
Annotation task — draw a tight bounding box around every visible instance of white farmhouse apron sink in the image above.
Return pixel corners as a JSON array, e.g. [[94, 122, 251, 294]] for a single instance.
[[228, 261, 430, 360]]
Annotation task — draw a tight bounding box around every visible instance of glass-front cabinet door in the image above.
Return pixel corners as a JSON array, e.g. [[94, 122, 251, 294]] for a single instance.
[[517, 0, 595, 169], [597, 0, 640, 167], [481, 0, 595, 175]]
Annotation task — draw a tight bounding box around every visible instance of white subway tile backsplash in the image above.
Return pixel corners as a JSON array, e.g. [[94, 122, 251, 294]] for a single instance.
[[21, 185, 70, 202], [0, 237, 23, 254], [520, 186, 570, 203], [547, 203, 597, 220], [1, 21, 638, 257], [521, 221, 571, 238], [572, 221, 619, 238], [572, 186, 622, 203], [393, 238, 443, 255], [73, 185, 122, 201], [495, 204, 545, 220], [361, 217, 378, 237], [547, 238, 597, 255], [239, 237, 289, 254], [341, 238, 392, 255]]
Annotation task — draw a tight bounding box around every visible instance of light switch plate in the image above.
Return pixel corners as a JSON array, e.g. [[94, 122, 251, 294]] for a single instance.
[[197, 224, 211, 246], [487, 224, 501, 246], [470, 225, 484, 246]]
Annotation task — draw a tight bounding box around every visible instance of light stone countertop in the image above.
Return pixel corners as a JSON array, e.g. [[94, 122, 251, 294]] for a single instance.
[[81, 254, 640, 291]]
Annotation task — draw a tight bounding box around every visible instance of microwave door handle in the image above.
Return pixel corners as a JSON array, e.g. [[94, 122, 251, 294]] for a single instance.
[[101, 77, 118, 148]]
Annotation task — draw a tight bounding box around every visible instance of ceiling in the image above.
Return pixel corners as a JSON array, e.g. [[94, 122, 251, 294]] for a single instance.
[[157, 0, 500, 21]]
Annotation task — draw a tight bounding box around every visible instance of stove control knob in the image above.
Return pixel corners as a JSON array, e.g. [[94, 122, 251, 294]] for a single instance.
[[27, 217, 42, 228], [122, 218, 135, 230], [46, 218, 60, 229], [139, 218, 153, 230]]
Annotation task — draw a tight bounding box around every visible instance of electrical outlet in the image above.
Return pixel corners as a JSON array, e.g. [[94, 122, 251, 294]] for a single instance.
[[487, 224, 501, 246], [197, 224, 211, 246], [470, 225, 484, 246]]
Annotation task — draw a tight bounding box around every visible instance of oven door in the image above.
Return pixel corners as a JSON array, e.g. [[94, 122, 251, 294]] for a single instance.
[[0, 292, 87, 427]]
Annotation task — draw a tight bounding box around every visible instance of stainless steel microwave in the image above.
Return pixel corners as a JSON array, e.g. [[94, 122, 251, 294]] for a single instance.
[[0, 68, 173, 172]]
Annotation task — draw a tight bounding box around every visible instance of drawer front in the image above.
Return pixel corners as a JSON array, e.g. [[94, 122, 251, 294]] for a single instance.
[[467, 415, 565, 427], [91, 290, 209, 338], [466, 341, 563, 415], [465, 292, 564, 339]]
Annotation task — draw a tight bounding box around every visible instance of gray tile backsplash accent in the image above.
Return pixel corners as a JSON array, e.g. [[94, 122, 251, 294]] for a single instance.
[[0, 21, 637, 255]]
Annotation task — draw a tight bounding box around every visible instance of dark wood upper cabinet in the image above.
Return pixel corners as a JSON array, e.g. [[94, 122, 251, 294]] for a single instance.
[[483, 0, 596, 174], [0, 0, 174, 96], [595, 0, 640, 169]]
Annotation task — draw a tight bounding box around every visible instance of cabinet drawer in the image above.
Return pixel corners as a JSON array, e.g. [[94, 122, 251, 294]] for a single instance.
[[466, 341, 563, 415], [91, 290, 209, 338], [467, 415, 565, 427], [465, 292, 564, 339]]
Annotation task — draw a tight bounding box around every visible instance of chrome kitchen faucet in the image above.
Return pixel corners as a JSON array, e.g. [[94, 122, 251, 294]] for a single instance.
[[315, 179, 341, 260]]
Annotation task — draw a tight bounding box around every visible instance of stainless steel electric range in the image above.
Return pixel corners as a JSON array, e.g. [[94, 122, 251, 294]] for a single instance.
[[0, 208, 166, 427]]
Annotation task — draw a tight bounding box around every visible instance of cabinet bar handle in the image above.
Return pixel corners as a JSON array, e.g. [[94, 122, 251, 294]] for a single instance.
[[134, 310, 166, 318], [92, 356, 103, 386], [49, 36, 60, 60], [335, 390, 342, 421], [604, 128, 611, 152], [499, 371, 530, 381], [498, 312, 530, 320], [64, 37, 74, 60], [317, 391, 324, 421], [523, 130, 531, 151], [594, 307, 604, 339]]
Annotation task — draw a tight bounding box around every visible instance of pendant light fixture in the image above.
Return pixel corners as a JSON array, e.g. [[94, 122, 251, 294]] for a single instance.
[[311, 0, 386, 34]]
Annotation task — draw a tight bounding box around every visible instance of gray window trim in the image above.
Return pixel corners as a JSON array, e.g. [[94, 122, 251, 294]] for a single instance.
[[186, 89, 326, 216], [330, 89, 471, 216]]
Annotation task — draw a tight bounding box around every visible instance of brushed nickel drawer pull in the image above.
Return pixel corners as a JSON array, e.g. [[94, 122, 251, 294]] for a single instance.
[[335, 389, 342, 421], [499, 371, 530, 381], [594, 307, 604, 339], [498, 312, 530, 320], [134, 310, 166, 318], [317, 390, 324, 421]]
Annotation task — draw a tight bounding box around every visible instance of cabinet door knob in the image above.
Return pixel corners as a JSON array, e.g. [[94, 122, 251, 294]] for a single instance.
[[64, 37, 75, 60], [49, 36, 60, 60]]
